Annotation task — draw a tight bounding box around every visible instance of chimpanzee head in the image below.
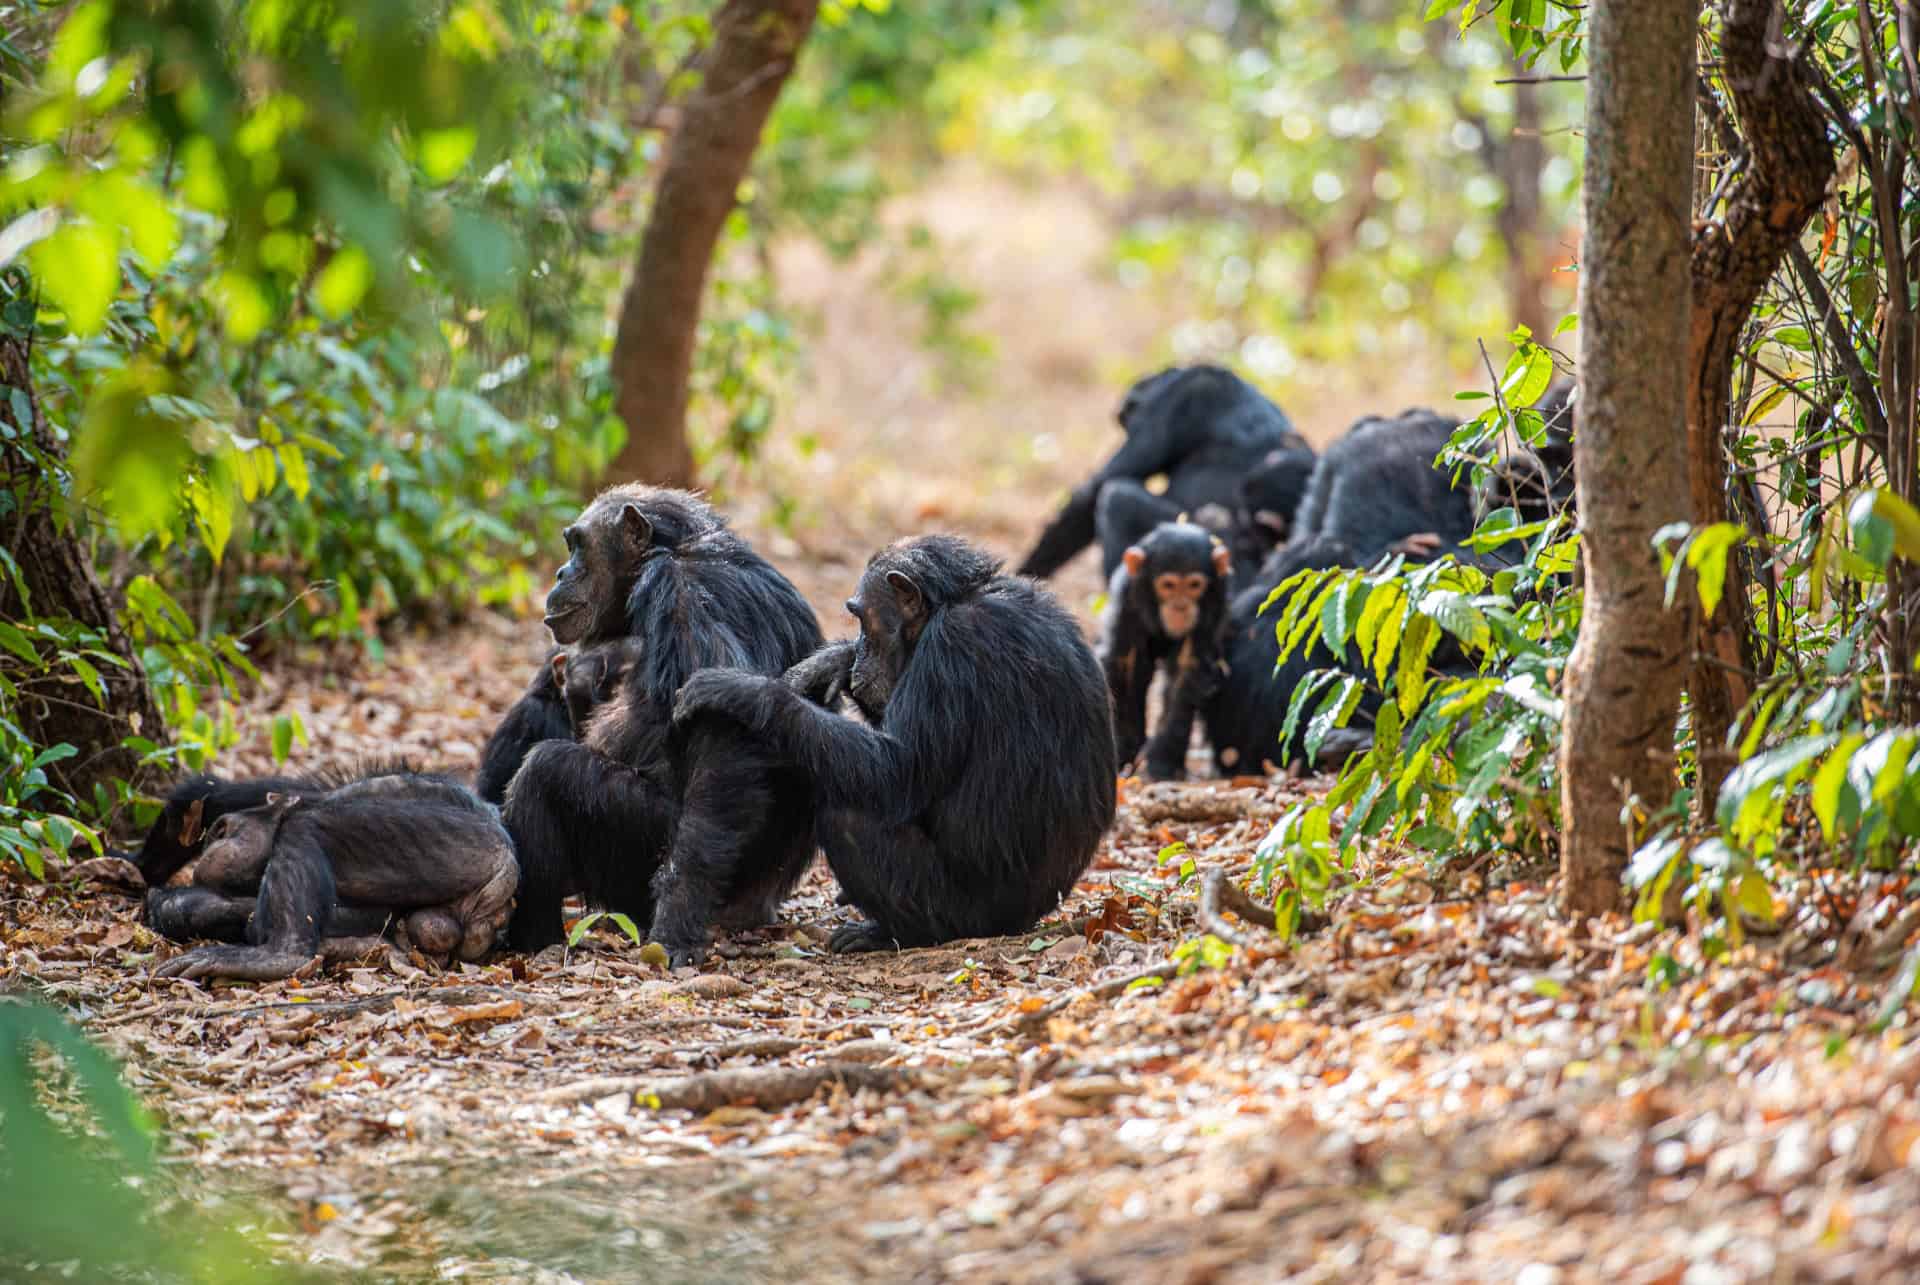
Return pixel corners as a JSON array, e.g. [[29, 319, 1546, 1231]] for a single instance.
[[194, 793, 301, 888], [1115, 367, 1182, 435], [544, 487, 720, 645], [845, 535, 1000, 717], [1123, 522, 1231, 640], [553, 637, 645, 736], [1476, 447, 1559, 528], [1237, 446, 1316, 549]]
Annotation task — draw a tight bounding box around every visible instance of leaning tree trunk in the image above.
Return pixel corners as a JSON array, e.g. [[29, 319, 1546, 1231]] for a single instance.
[[604, 0, 819, 489], [1558, 0, 1700, 917], [1684, 0, 1836, 807], [0, 333, 165, 810]]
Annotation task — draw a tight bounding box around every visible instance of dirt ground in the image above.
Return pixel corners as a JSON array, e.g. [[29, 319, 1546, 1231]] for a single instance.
[[11, 172, 1920, 1282]]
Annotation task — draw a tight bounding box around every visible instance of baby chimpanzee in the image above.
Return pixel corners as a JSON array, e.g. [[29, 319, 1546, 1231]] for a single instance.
[[552, 638, 647, 736], [1098, 521, 1233, 780], [672, 535, 1117, 955], [149, 769, 518, 983]]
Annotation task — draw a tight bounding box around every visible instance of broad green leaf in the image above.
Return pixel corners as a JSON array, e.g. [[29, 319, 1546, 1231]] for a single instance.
[[29, 220, 119, 335], [314, 245, 372, 318], [277, 443, 311, 500], [1684, 523, 1747, 618], [418, 127, 477, 182]]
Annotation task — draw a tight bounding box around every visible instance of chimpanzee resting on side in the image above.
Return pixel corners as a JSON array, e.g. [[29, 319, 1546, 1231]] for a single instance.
[[672, 534, 1118, 955], [1019, 365, 1310, 580], [474, 487, 809, 805], [148, 767, 519, 983], [499, 486, 823, 949], [1098, 522, 1233, 781]]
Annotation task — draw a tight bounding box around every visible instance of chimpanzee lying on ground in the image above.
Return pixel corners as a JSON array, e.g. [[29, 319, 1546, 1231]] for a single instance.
[[499, 486, 823, 949], [1019, 365, 1312, 580], [147, 767, 518, 983], [671, 534, 1117, 958], [475, 488, 814, 805], [1098, 522, 1233, 781]]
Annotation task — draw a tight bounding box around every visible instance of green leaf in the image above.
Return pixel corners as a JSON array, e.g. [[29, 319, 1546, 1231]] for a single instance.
[[277, 443, 310, 500], [1810, 732, 1863, 841], [417, 127, 478, 182], [314, 245, 372, 319], [271, 716, 294, 764], [1552, 313, 1578, 337], [1684, 523, 1747, 618], [28, 220, 120, 335], [0, 621, 39, 664]]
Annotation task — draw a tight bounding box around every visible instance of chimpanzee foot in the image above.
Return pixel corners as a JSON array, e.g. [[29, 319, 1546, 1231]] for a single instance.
[[154, 944, 320, 983], [1144, 754, 1187, 782], [663, 939, 710, 970], [828, 920, 898, 954]]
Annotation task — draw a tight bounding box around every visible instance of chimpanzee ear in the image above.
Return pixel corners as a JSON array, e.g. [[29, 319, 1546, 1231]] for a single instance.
[[1254, 509, 1288, 536], [884, 570, 925, 620], [1122, 546, 1147, 577], [264, 792, 301, 810], [619, 503, 653, 550], [1211, 543, 1232, 577]]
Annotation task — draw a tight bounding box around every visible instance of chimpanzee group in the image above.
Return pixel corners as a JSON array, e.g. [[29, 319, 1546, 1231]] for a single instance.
[[122, 361, 1570, 983]]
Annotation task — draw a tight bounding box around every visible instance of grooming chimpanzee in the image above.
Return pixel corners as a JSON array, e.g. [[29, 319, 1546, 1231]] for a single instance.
[[499, 486, 823, 950], [474, 653, 573, 804], [149, 768, 518, 983], [552, 638, 647, 736], [1283, 409, 1473, 567], [1098, 522, 1233, 781], [672, 534, 1118, 955], [1019, 365, 1310, 580]]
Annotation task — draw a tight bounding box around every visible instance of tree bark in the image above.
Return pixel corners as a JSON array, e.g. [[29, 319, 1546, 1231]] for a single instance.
[[1684, 0, 1836, 803], [0, 334, 165, 809], [1558, 0, 1700, 917], [604, 0, 819, 489]]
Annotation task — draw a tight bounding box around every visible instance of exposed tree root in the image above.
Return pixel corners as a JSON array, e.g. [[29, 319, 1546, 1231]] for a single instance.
[[536, 1063, 924, 1111]]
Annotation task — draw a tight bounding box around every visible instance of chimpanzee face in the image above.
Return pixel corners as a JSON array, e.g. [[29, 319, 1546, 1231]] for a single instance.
[[845, 566, 925, 719], [544, 502, 654, 645], [1124, 527, 1231, 640], [1116, 367, 1180, 435]]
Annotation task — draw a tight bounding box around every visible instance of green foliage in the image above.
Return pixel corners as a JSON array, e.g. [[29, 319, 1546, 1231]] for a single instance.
[[0, 1000, 316, 1280], [1252, 349, 1579, 929]]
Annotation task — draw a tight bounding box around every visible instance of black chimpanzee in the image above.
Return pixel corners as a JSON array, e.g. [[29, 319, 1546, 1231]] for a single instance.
[[1282, 408, 1473, 568], [149, 768, 519, 983], [474, 487, 814, 805], [499, 486, 823, 949], [671, 534, 1118, 955], [1201, 536, 1375, 776], [1098, 522, 1233, 781], [1019, 365, 1310, 580], [552, 638, 647, 737], [114, 760, 417, 888]]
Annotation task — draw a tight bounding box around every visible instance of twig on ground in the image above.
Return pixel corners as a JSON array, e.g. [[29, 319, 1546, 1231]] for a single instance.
[[1198, 867, 1282, 950], [993, 958, 1182, 1037], [198, 984, 552, 1020], [536, 1063, 924, 1111]]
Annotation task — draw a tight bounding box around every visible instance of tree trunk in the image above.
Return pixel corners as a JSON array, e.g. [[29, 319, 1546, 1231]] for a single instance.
[[1499, 59, 1551, 342], [1558, 0, 1700, 917], [1684, 0, 1836, 804], [0, 334, 165, 810], [604, 0, 819, 489]]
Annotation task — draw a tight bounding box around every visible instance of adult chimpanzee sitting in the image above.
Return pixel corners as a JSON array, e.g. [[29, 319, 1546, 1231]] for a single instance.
[[148, 766, 518, 983], [672, 535, 1117, 956], [474, 488, 810, 804], [1018, 365, 1311, 581], [499, 486, 823, 949]]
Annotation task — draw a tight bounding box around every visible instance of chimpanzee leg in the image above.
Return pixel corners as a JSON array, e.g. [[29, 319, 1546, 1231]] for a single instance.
[[650, 724, 812, 967], [154, 838, 335, 982], [145, 886, 256, 943], [1105, 640, 1153, 770], [818, 809, 1055, 953], [1094, 481, 1182, 578], [449, 832, 520, 961], [501, 740, 676, 950], [1143, 651, 1224, 781]]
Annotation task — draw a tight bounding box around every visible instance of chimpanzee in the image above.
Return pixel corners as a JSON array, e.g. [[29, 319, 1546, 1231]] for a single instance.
[[672, 534, 1118, 954], [1202, 536, 1376, 776], [114, 760, 416, 888], [1282, 409, 1473, 568], [499, 486, 823, 949], [475, 486, 814, 804], [149, 768, 519, 983], [1019, 365, 1310, 580], [553, 638, 647, 736], [1098, 522, 1233, 781]]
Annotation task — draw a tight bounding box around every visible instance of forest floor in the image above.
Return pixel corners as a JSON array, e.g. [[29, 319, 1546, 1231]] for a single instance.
[[10, 170, 1920, 1282]]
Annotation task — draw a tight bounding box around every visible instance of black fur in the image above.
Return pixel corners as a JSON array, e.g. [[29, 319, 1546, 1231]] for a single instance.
[[475, 654, 572, 804], [672, 534, 1118, 954], [149, 768, 519, 983], [1019, 365, 1309, 580], [500, 489, 824, 951], [1098, 522, 1233, 780]]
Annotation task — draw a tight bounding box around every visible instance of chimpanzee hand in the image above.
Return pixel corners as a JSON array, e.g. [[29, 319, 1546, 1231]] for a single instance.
[[829, 919, 899, 954], [1388, 531, 1447, 560], [672, 669, 773, 731]]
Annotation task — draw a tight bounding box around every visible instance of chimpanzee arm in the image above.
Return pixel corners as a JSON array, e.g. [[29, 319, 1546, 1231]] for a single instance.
[[475, 660, 572, 804], [145, 886, 256, 943], [673, 671, 950, 821], [154, 834, 336, 983], [1100, 629, 1152, 771]]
